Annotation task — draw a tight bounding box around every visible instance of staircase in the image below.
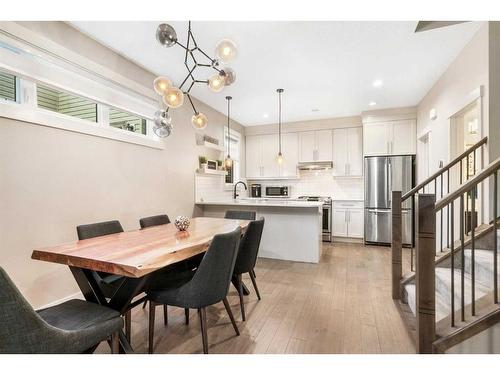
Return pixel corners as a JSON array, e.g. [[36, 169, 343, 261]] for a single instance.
[[391, 136, 500, 353]]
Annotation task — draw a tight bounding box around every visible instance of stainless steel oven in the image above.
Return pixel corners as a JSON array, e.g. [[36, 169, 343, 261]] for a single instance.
[[265, 185, 290, 198], [298, 196, 332, 242]]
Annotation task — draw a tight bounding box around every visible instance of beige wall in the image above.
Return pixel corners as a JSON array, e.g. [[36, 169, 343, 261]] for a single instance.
[[416, 23, 489, 182], [0, 22, 244, 308]]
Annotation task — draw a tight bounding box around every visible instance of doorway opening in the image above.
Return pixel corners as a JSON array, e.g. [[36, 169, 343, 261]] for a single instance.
[[449, 98, 483, 229]]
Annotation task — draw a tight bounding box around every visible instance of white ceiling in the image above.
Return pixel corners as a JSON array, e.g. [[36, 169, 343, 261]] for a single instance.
[[70, 21, 482, 127]]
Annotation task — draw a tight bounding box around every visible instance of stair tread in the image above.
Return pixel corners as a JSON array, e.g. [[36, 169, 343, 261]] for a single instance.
[[404, 268, 491, 321]]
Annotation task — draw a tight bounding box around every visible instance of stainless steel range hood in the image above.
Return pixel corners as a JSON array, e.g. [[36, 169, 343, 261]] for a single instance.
[[297, 161, 333, 171]]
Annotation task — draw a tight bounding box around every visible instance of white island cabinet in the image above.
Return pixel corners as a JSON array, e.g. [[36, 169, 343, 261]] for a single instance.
[[196, 199, 322, 263]]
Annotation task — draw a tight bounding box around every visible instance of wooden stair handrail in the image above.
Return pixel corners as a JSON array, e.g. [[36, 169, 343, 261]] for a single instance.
[[402, 136, 487, 202], [435, 155, 500, 212]]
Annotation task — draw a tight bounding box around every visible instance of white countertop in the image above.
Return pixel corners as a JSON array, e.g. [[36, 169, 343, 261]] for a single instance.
[[195, 198, 323, 208]]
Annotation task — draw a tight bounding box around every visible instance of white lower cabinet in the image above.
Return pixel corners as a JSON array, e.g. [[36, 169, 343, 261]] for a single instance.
[[332, 201, 364, 239], [332, 209, 348, 237]]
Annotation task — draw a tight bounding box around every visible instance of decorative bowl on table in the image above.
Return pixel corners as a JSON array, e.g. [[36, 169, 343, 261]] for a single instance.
[[174, 216, 190, 231]]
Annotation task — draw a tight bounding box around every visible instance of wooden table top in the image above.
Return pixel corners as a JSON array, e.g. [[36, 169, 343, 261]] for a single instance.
[[32, 217, 249, 278]]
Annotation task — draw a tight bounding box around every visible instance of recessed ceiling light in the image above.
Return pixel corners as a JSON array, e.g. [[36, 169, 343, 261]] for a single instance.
[[369, 101, 377, 106], [262, 113, 269, 118], [311, 108, 320, 112], [373, 79, 383, 88]]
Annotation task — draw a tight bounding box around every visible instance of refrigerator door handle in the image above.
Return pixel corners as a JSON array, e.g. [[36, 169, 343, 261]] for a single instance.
[[368, 209, 392, 213]]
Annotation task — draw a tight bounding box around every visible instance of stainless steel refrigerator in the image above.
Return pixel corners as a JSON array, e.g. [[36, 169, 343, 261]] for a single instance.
[[364, 155, 415, 246]]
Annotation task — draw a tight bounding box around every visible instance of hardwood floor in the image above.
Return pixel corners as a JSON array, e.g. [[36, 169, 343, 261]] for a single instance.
[[96, 242, 415, 354]]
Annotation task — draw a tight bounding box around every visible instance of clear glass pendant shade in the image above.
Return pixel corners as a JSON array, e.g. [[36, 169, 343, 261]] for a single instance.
[[191, 112, 208, 130], [208, 74, 225, 92], [215, 39, 237, 62], [153, 76, 172, 95], [163, 87, 184, 108]]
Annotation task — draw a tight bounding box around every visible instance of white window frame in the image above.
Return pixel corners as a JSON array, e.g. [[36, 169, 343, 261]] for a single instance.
[[0, 36, 162, 150], [224, 127, 242, 186]]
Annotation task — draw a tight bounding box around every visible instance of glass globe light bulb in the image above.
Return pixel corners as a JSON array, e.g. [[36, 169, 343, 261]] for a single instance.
[[156, 23, 178, 47], [208, 74, 225, 93], [191, 112, 208, 130], [153, 76, 172, 96], [153, 109, 173, 138], [277, 152, 284, 165], [220, 68, 236, 86], [224, 156, 233, 169], [215, 39, 237, 62], [163, 87, 184, 108]]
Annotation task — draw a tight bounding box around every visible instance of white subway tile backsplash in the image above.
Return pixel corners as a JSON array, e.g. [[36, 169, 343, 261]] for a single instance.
[[195, 170, 364, 202], [249, 170, 364, 200], [195, 174, 234, 202]]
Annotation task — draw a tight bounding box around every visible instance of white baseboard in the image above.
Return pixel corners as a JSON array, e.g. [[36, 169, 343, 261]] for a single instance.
[[37, 291, 83, 310]]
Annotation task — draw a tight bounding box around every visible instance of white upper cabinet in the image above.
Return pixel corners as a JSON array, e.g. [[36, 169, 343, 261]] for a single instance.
[[348, 127, 363, 176], [245, 133, 298, 179], [298, 130, 333, 162], [299, 131, 316, 162], [315, 130, 333, 161], [280, 132, 299, 178], [332, 127, 363, 177], [363, 119, 416, 156], [363, 122, 391, 155], [391, 120, 416, 155], [245, 135, 262, 179], [261, 133, 279, 178]]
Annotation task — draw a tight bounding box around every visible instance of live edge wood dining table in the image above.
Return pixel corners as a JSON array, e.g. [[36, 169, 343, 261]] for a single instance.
[[31, 217, 250, 353]]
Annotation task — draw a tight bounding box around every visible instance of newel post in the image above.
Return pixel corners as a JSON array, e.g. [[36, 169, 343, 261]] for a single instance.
[[415, 193, 436, 354], [391, 191, 402, 299]]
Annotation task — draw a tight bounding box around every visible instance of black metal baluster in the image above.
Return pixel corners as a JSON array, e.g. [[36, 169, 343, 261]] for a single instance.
[[450, 201, 455, 327], [460, 195, 465, 322], [441, 175, 444, 252], [471, 186, 476, 316], [447, 171, 450, 249], [494, 171, 498, 304]]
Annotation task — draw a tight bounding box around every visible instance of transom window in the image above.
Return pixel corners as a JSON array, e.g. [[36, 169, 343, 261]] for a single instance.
[[37, 84, 98, 123], [0, 70, 17, 102], [109, 107, 147, 135]]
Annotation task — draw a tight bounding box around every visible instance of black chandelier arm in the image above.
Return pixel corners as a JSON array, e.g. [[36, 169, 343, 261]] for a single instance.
[[175, 40, 189, 51], [187, 81, 195, 92], [186, 93, 198, 114], [179, 65, 197, 90]]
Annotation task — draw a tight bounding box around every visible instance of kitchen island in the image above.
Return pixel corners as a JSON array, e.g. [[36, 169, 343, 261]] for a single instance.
[[195, 198, 323, 263]]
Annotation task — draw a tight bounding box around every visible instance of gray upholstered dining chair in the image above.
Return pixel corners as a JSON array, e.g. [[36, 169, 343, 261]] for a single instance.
[[146, 227, 242, 354], [139, 214, 171, 229], [76, 220, 133, 342], [232, 218, 265, 321], [139, 214, 195, 325], [0, 267, 123, 354], [224, 210, 256, 221]]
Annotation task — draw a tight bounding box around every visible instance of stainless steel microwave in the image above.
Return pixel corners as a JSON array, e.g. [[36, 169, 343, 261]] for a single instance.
[[265, 186, 290, 197]]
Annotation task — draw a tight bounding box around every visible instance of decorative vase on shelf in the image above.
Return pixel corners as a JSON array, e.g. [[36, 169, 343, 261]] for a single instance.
[[174, 216, 190, 231]]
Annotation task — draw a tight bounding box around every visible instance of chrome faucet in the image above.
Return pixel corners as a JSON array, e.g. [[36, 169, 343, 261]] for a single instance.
[[233, 181, 247, 199]]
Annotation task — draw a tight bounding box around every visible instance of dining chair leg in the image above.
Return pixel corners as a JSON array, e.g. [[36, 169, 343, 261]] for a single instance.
[[148, 301, 156, 354], [198, 307, 209, 354], [237, 274, 246, 321], [222, 297, 240, 336], [125, 310, 132, 343], [185, 308, 190, 325], [252, 269, 256, 279], [111, 331, 119, 354], [163, 305, 168, 326], [249, 269, 261, 300]]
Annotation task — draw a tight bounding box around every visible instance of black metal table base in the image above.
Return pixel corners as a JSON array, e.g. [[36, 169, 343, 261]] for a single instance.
[[70, 267, 149, 354]]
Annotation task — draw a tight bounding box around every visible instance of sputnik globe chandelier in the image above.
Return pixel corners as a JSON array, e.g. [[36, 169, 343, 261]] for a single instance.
[[152, 21, 238, 138]]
